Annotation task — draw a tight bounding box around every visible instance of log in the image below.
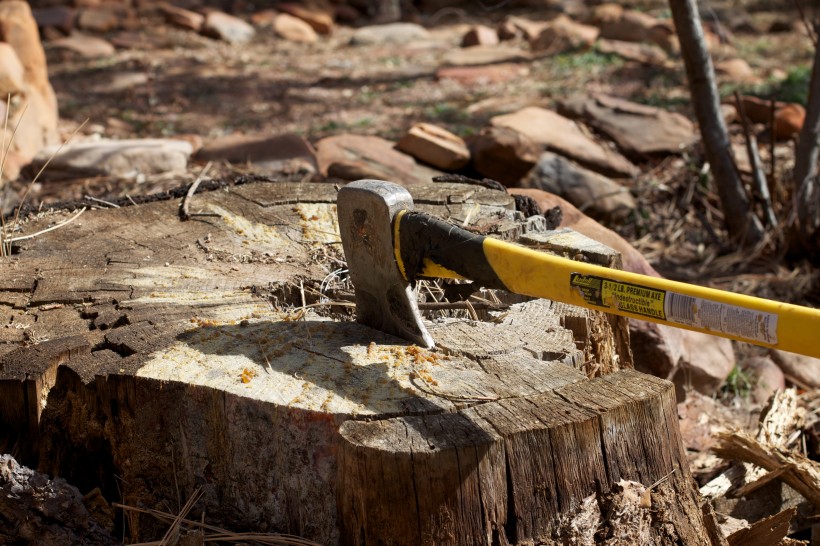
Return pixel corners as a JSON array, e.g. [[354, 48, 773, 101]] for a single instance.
[[0, 179, 716, 544]]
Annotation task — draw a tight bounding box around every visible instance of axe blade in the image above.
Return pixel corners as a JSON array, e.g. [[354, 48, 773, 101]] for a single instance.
[[337, 180, 435, 348]]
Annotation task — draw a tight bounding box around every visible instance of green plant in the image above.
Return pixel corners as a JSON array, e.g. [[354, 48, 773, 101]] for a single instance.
[[721, 365, 753, 400]]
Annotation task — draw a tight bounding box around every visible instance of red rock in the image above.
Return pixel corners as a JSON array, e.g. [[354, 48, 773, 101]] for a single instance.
[[529, 15, 599, 54], [715, 58, 757, 83], [509, 187, 737, 398], [250, 9, 278, 28], [278, 2, 334, 35], [436, 63, 528, 86], [468, 126, 540, 186], [648, 22, 678, 53], [396, 123, 470, 170], [273, 13, 318, 44], [33, 7, 76, 35], [196, 133, 318, 174], [315, 134, 438, 185], [598, 9, 659, 43], [491, 106, 638, 178], [461, 25, 498, 47], [52, 32, 116, 58], [588, 3, 623, 26], [742, 356, 785, 404], [77, 7, 120, 33], [202, 11, 255, 44], [0, 43, 26, 96], [770, 349, 820, 389], [159, 3, 204, 32], [441, 45, 531, 67], [735, 96, 805, 140]]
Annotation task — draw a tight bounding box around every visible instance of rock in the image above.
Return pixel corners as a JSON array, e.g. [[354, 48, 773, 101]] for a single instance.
[[273, 13, 318, 44], [597, 9, 660, 44], [441, 45, 532, 67], [588, 3, 624, 26], [721, 103, 738, 125], [77, 6, 120, 33], [491, 106, 639, 178], [715, 58, 758, 83], [735, 96, 805, 140], [349, 23, 430, 46], [596, 38, 667, 65], [497, 15, 547, 41], [461, 25, 498, 47], [468, 126, 540, 186], [529, 15, 599, 54], [0, 455, 118, 545], [159, 3, 204, 32], [278, 2, 334, 35], [315, 133, 439, 185], [559, 94, 696, 158], [0, 1, 59, 182], [648, 22, 678, 53], [196, 133, 318, 175], [435, 63, 529, 86], [509, 187, 736, 397], [769, 349, 820, 389], [741, 356, 785, 404], [522, 151, 635, 221], [202, 11, 255, 44], [33, 6, 76, 35], [0, 43, 26, 96], [51, 32, 116, 58], [31, 138, 193, 180], [396, 122, 470, 170], [250, 9, 279, 28], [0, 1, 55, 110]]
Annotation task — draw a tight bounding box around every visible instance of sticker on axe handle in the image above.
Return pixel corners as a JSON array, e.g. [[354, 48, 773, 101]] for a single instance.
[[570, 274, 665, 319], [570, 274, 779, 344]]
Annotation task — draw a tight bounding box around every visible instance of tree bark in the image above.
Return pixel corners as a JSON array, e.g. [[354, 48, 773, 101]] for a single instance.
[[669, 0, 765, 246], [793, 23, 820, 256], [0, 179, 718, 544]]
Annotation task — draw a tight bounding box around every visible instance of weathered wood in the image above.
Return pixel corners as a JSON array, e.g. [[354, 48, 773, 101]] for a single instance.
[[0, 179, 710, 544]]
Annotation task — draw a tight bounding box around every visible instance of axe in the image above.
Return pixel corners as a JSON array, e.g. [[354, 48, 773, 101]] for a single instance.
[[337, 180, 820, 358]]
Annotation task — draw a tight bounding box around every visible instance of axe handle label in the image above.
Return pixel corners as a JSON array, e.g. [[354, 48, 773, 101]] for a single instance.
[[570, 273, 779, 344]]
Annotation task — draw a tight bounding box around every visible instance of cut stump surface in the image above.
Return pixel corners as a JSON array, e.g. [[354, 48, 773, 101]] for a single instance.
[[0, 179, 714, 544]]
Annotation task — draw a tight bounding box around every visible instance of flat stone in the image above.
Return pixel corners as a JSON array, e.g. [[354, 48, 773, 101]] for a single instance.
[[50, 32, 115, 58], [436, 63, 529, 86], [468, 126, 540, 187], [597, 9, 660, 44], [278, 2, 334, 35], [715, 58, 758, 83], [315, 133, 439, 185], [273, 13, 318, 44], [498, 15, 547, 41], [196, 133, 318, 175], [76, 6, 120, 33], [559, 94, 696, 157], [441, 45, 531, 67], [159, 3, 204, 32], [522, 151, 635, 221], [491, 106, 638, 178], [31, 138, 193, 180], [596, 38, 668, 65], [529, 15, 599, 54], [33, 6, 76, 34], [349, 23, 430, 46], [461, 25, 498, 47], [202, 11, 254, 44], [396, 122, 469, 170], [769, 349, 820, 389]]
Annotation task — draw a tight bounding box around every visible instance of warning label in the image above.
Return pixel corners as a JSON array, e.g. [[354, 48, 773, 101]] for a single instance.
[[569, 274, 779, 344]]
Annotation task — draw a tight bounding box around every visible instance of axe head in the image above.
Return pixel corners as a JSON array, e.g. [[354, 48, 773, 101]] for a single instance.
[[337, 180, 434, 348]]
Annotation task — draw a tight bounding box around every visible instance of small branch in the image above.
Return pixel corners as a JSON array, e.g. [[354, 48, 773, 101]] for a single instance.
[[84, 195, 120, 208], [179, 161, 213, 221], [734, 91, 777, 227]]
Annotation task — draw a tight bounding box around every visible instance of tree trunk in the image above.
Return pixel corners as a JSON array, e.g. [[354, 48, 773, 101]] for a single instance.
[[793, 23, 820, 257], [669, 0, 765, 246], [0, 179, 720, 544]]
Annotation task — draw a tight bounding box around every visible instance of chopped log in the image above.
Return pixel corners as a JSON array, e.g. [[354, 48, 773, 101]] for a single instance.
[[0, 179, 714, 544]]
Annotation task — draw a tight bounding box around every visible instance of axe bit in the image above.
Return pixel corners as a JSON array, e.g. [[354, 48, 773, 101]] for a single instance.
[[337, 180, 820, 358]]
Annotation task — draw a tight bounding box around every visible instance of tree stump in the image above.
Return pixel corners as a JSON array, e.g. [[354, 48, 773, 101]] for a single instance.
[[0, 179, 719, 544]]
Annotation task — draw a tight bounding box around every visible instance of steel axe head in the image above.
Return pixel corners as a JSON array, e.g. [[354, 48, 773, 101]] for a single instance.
[[337, 180, 435, 348]]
